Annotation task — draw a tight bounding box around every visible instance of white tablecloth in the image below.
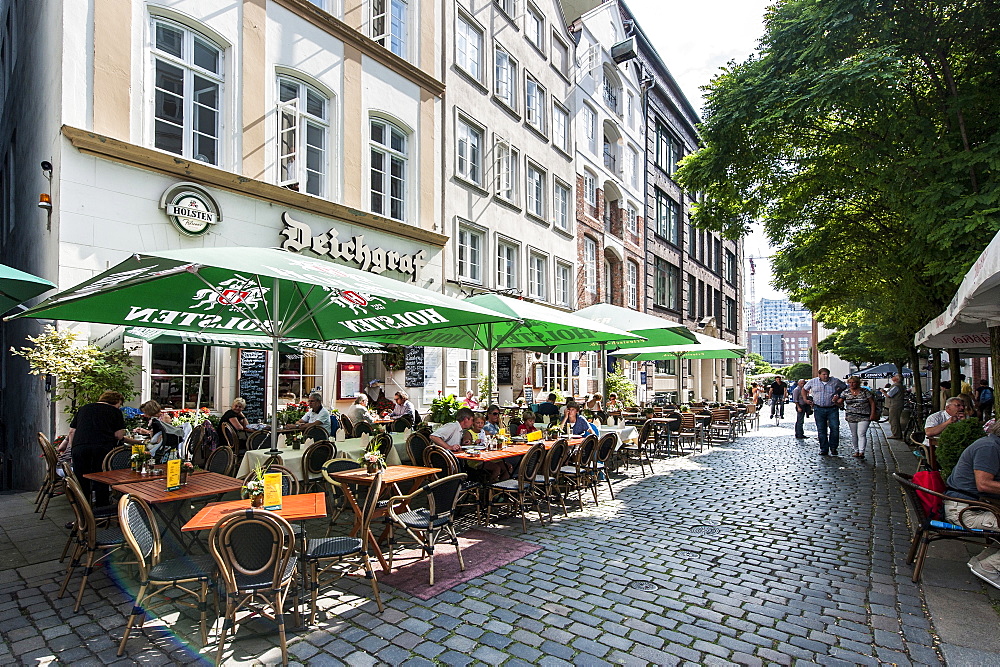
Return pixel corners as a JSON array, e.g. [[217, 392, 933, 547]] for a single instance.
[[237, 432, 406, 480], [599, 425, 638, 446]]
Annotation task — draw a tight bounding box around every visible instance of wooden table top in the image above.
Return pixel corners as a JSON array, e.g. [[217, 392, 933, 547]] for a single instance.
[[83, 466, 206, 486], [112, 471, 243, 504], [453, 437, 574, 461], [181, 492, 327, 532], [330, 465, 441, 486]]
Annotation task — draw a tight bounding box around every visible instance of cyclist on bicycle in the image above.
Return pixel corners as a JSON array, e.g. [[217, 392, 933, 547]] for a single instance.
[[769, 375, 789, 420]]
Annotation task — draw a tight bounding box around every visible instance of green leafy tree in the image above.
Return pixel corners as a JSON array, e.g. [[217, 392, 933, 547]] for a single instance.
[[677, 0, 1000, 409], [779, 363, 813, 382], [604, 367, 637, 407], [10, 325, 139, 419], [745, 353, 773, 376]]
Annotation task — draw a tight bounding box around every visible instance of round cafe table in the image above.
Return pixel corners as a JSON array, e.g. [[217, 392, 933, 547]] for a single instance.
[[236, 432, 407, 479]]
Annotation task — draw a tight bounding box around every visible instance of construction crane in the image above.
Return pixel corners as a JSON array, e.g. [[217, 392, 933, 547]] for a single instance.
[[745, 254, 772, 330]]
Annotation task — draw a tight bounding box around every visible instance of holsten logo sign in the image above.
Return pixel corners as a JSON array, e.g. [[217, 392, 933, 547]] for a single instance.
[[160, 183, 221, 237], [279, 212, 426, 281]]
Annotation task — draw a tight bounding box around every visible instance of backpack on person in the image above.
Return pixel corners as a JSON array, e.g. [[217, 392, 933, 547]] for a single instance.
[[980, 386, 994, 404]]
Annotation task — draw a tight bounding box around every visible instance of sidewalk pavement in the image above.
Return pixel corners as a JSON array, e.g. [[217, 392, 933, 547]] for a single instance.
[[0, 417, 997, 665]]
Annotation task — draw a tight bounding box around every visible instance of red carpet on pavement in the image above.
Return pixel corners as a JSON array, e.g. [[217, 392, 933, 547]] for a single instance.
[[377, 529, 543, 600]]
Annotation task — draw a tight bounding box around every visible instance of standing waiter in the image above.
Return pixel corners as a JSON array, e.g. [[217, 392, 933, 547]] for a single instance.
[[65, 391, 145, 507]]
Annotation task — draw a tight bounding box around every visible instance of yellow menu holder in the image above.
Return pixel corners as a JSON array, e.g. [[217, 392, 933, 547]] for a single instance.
[[132, 443, 146, 457], [526, 430, 543, 442], [263, 472, 283, 510], [166, 458, 181, 491]]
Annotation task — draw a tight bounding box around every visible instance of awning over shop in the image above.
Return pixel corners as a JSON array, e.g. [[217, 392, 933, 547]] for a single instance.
[[853, 363, 924, 379]]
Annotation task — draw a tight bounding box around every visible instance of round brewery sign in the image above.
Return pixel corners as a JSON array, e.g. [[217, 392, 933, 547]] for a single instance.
[[159, 183, 221, 237]]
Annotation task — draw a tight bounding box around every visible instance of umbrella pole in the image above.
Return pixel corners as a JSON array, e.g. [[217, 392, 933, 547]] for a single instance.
[[270, 277, 281, 454], [195, 347, 206, 410], [600, 344, 607, 401], [486, 323, 494, 405]]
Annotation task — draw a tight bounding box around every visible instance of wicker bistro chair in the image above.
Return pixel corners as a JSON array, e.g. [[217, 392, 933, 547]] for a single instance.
[[893, 472, 1000, 582], [620, 422, 654, 477], [339, 415, 355, 439], [246, 430, 271, 451], [487, 443, 547, 533], [219, 422, 241, 457], [391, 416, 412, 433], [302, 423, 329, 444], [353, 421, 374, 437], [533, 438, 571, 519], [116, 494, 216, 654], [559, 435, 599, 509], [300, 440, 337, 493], [593, 433, 618, 500], [205, 445, 236, 477], [910, 433, 938, 472], [322, 458, 362, 535], [373, 432, 394, 461], [386, 473, 469, 586], [302, 473, 384, 624], [36, 433, 65, 519], [59, 477, 126, 613], [187, 424, 207, 466], [405, 431, 432, 466], [209, 509, 300, 666], [677, 413, 701, 452], [102, 445, 132, 471], [422, 445, 483, 523]]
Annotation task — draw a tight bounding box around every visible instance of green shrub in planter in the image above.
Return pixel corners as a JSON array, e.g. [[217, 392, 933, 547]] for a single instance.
[[936, 417, 983, 479]]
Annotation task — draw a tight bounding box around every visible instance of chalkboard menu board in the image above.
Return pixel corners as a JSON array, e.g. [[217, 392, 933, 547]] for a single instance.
[[404, 346, 424, 387], [497, 353, 512, 385], [239, 349, 268, 424]]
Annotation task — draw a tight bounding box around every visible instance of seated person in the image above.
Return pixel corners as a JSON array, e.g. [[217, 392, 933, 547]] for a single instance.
[[430, 408, 475, 451], [461, 390, 480, 410], [345, 394, 374, 427], [482, 405, 501, 436], [925, 397, 966, 438], [605, 393, 622, 412], [135, 400, 183, 462], [220, 398, 251, 439], [468, 415, 486, 444], [586, 393, 604, 412], [516, 409, 539, 436], [944, 420, 1000, 588], [561, 402, 593, 436], [295, 392, 339, 437], [390, 391, 415, 420], [534, 393, 560, 417]]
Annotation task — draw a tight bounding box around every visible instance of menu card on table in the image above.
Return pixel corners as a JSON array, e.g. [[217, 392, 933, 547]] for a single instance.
[[263, 472, 283, 510], [166, 459, 181, 491], [526, 430, 543, 442]]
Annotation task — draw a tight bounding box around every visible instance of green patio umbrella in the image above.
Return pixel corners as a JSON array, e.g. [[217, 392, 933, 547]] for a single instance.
[[0, 263, 55, 313], [13, 247, 518, 451], [355, 293, 647, 400], [124, 327, 386, 356], [519, 303, 698, 398], [613, 332, 746, 404]]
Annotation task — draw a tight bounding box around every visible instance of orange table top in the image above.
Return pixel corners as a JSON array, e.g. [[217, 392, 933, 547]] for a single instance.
[[181, 492, 327, 531], [330, 465, 441, 486], [112, 471, 243, 504], [453, 437, 577, 461]]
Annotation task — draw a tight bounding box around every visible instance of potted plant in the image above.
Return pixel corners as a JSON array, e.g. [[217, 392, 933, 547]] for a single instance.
[[358, 442, 386, 475], [242, 462, 266, 507], [130, 449, 152, 474]]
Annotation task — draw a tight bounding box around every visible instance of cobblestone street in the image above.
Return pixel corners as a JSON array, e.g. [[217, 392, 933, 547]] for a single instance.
[[1, 418, 995, 665]]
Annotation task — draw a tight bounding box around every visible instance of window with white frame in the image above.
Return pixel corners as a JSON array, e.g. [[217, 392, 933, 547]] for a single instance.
[[525, 4, 544, 50], [553, 180, 570, 230], [626, 202, 638, 234], [497, 240, 518, 290], [371, 0, 408, 58], [456, 13, 483, 81], [528, 252, 547, 299], [555, 262, 572, 306], [277, 77, 329, 197], [456, 117, 484, 185], [584, 236, 597, 294], [526, 162, 545, 218], [496, 0, 515, 17], [150, 344, 214, 409], [629, 146, 639, 188], [603, 71, 620, 114], [583, 169, 596, 205], [525, 75, 545, 132], [626, 91, 634, 128], [494, 139, 519, 202], [457, 225, 483, 283], [551, 37, 569, 78], [583, 104, 597, 153], [151, 19, 223, 165], [494, 45, 517, 109], [278, 349, 324, 402], [626, 260, 638, 309], [369, 118, 407, 221], [308, 1, 330, 11], [552, 103, 569, 153]]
